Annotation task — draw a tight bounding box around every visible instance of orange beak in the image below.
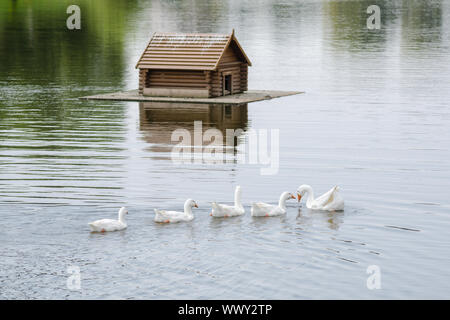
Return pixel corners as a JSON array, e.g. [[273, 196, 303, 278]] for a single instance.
[[194, 204, 198, 208], [297, 194, 302, 202], [290, 194, 295, 199]]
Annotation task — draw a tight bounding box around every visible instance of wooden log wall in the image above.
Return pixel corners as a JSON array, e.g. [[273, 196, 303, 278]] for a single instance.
[[223, 66, 241, 92], [210, 70, 222, 97], [205, 71, 212, 97], [139, 69, 148, 94], [211, 46, 247, 97], [146, 70, 207, 89], [240, 63, 248, 92]]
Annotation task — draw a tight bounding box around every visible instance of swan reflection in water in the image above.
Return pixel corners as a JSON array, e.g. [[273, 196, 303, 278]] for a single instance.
[[296, 208, 345, 231], [139, 102, 248, 161]]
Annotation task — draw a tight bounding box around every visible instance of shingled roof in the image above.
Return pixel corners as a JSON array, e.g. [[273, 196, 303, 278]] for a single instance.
[[135, 30, 251, 71]]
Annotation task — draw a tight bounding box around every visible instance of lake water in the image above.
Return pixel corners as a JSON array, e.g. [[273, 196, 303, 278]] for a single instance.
[[1, 0, 450, 299]]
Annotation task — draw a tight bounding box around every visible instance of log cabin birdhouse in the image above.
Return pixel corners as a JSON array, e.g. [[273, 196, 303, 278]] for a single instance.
[[136, 30, 251, 98]]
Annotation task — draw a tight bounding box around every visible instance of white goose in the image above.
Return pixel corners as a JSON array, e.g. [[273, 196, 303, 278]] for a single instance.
[[211, 186, 245, 217], [154, 199, 198, 223], [251, 192, 295, 217], [296, 185, 344, 211], [88, 207, 128, 232]]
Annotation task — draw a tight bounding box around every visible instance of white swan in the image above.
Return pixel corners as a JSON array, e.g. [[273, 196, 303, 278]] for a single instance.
[[251, 192, 295, 217], [88, 207, 128, 232], [154, 199, 198, 223], [211, 186, 245, 217], [296, 185, 344, 211]]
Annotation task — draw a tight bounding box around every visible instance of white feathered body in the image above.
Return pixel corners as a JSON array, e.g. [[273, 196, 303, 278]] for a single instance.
[[154, 199, 197, 223], [89, 219, 127, 232], [211, 202, 245, 217], [251, 192, 294, 217], [211, 186, 245, 217], [300, 186, 344, 211], [88, 207, 128, 232], [251, 202, 286, 216], [154, 209, 194, 223]]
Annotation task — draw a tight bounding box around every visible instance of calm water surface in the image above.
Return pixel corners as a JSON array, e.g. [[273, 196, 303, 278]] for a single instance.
[[1, 0, 450, 299]]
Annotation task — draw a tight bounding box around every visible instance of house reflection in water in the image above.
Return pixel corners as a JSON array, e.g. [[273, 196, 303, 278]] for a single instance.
[[139, 102, 248, 160]]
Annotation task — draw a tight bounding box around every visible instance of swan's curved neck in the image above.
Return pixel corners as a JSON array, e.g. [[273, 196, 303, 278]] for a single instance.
[[234, 187, 243, 208], [118, 211, 126, 223], [278, 194, 288, 209], [184, 202, 193, 216], [302, 186, 315, 206]]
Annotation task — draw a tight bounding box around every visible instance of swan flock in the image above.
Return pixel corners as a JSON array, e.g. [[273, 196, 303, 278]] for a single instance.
[[88, 185, 344, 232]]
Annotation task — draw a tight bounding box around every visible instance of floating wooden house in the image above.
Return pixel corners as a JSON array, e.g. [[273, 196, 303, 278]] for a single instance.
[[135, 30, 251, 98]]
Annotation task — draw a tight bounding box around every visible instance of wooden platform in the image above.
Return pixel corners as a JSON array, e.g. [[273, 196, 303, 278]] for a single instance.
[[79, 89, 303, 104]]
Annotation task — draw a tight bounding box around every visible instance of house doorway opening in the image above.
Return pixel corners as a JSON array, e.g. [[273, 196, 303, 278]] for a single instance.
[[223, 74, 232, 95]]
